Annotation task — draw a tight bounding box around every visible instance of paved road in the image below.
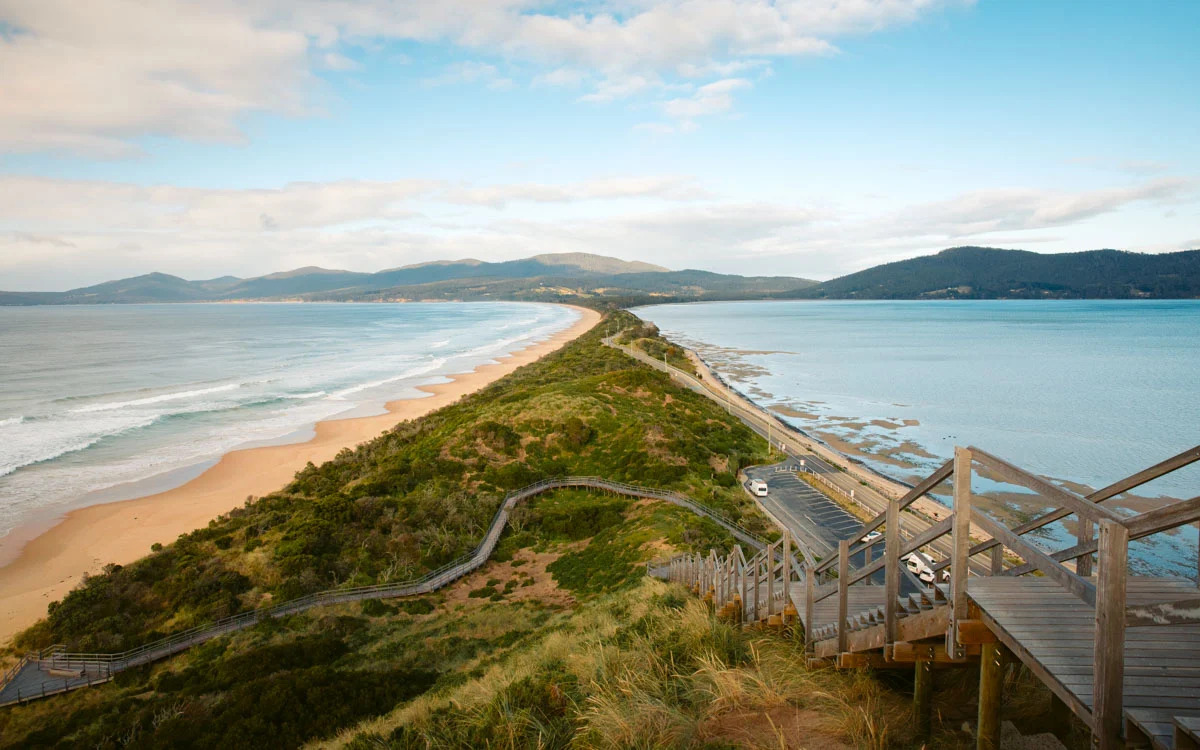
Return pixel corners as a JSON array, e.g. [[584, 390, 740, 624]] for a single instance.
[[742, 462, 902, 591], [743, 463, 862, 560], [605, 337, 967, 573]]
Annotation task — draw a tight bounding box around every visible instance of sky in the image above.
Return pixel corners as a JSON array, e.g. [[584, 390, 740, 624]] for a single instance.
[[1, 0, 1198, 290]]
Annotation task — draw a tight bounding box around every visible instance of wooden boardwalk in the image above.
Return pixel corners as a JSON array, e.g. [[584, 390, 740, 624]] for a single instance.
[[656, 444, 1200, 749], [971, 577, 1200, 741], [0, 476, 764, 708]]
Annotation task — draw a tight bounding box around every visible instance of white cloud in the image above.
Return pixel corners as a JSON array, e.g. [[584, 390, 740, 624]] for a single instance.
[[0, 0, 965, 153], [532, 67, 587, 87], [0, 0, 312, 156], [423, 61, 515, 90], [663, 77, 752, 119], [0, 174, 710, 232], [633, 121, 681, 135], [321, 52, 360, 71], [890, 178, 1191, 238], [0, 176, 434, 231], [445, 176, 710, 207], [578, 74, 662, 103]]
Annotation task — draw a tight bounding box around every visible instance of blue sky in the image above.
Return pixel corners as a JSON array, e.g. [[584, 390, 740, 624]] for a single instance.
[[1, 0, 1197, 289]]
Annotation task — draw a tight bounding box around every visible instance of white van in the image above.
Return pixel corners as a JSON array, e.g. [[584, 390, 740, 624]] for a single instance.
[[749, 480, 769, 497], [903, 552, 937, 584]]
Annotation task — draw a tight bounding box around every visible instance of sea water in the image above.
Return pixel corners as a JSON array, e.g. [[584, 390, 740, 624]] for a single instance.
[[0, 302, 578, 543], [634, 300, 1200, 575]]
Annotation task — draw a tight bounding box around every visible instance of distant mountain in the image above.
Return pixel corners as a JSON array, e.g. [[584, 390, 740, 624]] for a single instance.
[[0, 252, 815, 306], [527, 253, 668, 274], [310, 268, 811, 305], [791, 247, 1200, 300]]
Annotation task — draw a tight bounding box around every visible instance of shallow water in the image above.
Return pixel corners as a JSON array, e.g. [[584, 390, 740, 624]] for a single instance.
[[634, 299, 1200, 576]]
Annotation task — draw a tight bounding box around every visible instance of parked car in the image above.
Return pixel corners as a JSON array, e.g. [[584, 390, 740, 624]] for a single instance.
[[903, 551, 938, 584]]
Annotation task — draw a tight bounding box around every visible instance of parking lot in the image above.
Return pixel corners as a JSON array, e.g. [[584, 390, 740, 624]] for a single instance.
[[743, 463, 866, 560]]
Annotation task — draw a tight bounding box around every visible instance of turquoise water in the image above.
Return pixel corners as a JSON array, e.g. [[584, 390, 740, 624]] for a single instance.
[[634, 300, 1200, 575], [0, 302, 578, 541]]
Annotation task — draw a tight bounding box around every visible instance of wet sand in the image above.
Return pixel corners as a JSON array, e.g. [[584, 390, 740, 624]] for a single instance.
[[0, 306, 600, 644]]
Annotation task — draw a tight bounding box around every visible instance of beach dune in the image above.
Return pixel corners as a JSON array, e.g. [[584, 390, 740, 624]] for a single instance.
[[0, 305, 600, 644]]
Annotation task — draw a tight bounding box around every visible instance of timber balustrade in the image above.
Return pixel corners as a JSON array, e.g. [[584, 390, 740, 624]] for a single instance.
[[652, 443, 1200, 750]]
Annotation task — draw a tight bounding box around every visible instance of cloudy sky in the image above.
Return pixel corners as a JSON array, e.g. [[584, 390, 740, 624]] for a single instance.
[[1, 0, 1197, 289]]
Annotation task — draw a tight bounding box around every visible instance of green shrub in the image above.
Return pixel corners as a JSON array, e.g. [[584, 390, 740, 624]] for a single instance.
[[361, 598, 396, 617]]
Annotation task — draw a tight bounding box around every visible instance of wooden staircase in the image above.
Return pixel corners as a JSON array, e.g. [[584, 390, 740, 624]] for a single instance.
[[652, 444, 1200, 750]]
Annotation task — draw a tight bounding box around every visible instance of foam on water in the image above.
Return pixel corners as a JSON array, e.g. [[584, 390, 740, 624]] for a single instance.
[[0, 302, 579, 540], [330, 358, 448, 399], [68, 382, 245, 413]]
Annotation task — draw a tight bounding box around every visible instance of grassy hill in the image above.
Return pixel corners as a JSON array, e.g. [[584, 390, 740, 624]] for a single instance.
[[0, 253, 816, 307], [792, 246, 1200, 300]]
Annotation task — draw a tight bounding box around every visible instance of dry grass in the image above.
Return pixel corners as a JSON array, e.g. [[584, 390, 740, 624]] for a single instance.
[[313, 580, 927, 750]]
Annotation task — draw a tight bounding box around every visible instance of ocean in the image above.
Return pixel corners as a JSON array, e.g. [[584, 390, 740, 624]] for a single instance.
[[0, 302, 578, 542], [634, 300, 1200, 575]]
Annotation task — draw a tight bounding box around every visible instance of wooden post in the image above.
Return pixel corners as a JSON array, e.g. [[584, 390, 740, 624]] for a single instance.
[[1049, 693, 1072, 745], [753, 552, 762, 623], [782, 530, 792, 620], [949, 446, 972, 660], [741, 556, 749, 624], [989, 545, 1003, 576], [1093, 519, 1128, 750], [719, 555, 725, 604], [1077, 516, 1094, 578], [914, 658, 933, 739], [804, 566, 815, 653], [977, 642, 1004, 750], [884, 499, 900, 648], [767, 542, 777, 617], [837, 539, 849, 654]]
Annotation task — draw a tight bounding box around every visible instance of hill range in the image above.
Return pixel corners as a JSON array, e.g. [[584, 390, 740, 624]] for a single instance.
[[791, 246, 1200, 300], [3, 247, 1198, 306], [0, 253, 815, 307]]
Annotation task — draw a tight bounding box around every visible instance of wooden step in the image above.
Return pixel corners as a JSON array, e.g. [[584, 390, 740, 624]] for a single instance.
[[1175, 715, 1200, 750]]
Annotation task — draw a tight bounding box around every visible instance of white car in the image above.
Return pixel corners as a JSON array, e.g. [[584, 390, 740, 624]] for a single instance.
[[903, 552, 937, 583], [749, 480, 769, 497]]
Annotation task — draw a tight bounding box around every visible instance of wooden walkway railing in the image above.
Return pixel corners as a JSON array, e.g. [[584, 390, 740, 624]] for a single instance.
[[652, 444, 1200, 750], [0, 476, 764, 708]]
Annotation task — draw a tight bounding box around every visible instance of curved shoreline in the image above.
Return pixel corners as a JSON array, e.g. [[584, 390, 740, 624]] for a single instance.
[[0, 305, 601, 644]]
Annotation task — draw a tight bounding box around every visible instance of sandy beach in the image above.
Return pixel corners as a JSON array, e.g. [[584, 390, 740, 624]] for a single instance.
[[0, 305, 600, 644]]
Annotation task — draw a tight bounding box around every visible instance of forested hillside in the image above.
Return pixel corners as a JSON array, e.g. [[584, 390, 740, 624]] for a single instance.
[[0, 254, 815, 306], [793, 246, 1200, 299]]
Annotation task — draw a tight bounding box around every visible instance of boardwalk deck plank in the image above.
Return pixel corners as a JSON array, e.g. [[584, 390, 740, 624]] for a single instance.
[[970, 575, 1200, 749]]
